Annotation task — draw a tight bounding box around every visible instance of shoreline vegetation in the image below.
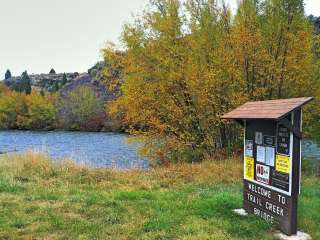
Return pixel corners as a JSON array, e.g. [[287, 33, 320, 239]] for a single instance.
[[0, 84, 122, 133], [0, 151, 318, 239], [1, 0, 320, 164]]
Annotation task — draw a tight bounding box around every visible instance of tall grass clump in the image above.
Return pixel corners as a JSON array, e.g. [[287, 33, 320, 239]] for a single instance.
[[0, 151, 242, 190]]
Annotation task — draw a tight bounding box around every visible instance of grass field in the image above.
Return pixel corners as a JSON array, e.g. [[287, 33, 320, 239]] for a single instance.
[[0, 151, 319, 239]]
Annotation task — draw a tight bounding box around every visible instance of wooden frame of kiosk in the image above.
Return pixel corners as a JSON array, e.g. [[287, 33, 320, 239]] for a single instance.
[[222, 97, 313, 236]]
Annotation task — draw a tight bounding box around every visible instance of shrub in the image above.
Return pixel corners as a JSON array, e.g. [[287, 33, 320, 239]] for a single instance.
[[58, 86, 105, 131], [0, 91, 25, 129], [17, 92, 57, 130]]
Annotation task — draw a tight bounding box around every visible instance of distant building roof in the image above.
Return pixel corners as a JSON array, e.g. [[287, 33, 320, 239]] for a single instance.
[[221, 97, 313, 120]]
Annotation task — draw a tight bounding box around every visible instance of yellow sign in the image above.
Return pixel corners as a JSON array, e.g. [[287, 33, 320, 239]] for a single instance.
[[276, 154, 290, 174], [245, 156, 254, 180]]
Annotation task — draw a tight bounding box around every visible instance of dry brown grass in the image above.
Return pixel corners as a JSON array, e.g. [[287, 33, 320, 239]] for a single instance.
[[115, 157, 243, 190], [0, 151, 242, 190]]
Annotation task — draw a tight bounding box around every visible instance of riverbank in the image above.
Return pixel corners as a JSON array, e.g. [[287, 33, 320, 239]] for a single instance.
[[0, 152, 319, 239]]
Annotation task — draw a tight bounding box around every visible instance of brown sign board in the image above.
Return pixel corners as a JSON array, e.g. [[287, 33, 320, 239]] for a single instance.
[[221, 97, 313, 236]]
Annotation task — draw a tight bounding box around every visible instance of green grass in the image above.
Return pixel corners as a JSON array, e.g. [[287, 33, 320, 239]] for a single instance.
[[0, 151, 318, 239]]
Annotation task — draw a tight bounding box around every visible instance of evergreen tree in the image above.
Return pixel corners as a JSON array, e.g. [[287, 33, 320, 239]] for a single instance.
[[61, 73, 68, 86], [49, 68, 56, 74], [12, 71, 32, 94], [50, 81, 60, 92], [21, 71, 32, 94], [5, 69, 12, 80]]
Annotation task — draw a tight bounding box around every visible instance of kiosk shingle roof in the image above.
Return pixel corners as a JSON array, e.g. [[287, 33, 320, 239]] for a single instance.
[[221, 97, 313, 120]]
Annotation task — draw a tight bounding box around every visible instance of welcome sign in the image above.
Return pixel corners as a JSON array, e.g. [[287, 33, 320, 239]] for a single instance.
[[243, 119, 295, 233], [222, 97, 313, 236]]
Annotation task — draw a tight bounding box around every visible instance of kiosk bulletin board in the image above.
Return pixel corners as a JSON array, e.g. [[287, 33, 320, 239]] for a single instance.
[[222, 97, 313, 236]]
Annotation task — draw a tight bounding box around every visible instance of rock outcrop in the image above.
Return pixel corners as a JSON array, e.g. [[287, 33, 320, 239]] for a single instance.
[[2, 61, 121, 95], [3, 72, 80, 91], [59, 73, 117, 102]]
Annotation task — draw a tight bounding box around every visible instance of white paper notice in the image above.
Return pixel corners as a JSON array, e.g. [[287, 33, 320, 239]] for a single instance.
[[257, 146, 266, 163], [265, 147, 275, 167], [245, 140, 253, 157]]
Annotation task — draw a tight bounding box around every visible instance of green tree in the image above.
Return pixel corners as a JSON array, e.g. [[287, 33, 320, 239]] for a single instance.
[[61, 73, 68, 86], [11, 71, 32, 95], [50, 81, 60, 92], [49, 68, 56, 74], [5, 69, 11, 80]]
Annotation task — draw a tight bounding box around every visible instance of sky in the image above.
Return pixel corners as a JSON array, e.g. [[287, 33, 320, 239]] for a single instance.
[[0, 0, 319, 77]]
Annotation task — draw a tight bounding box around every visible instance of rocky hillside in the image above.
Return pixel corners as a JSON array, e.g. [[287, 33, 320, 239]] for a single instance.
[[59, 73, 117, 102], [4, 72, 80, 91], [2, 61, 120, 100]]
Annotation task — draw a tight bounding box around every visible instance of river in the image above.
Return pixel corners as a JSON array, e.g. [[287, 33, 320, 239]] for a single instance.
[[0, 131, 319, 169], [0, 130, 149, 169]]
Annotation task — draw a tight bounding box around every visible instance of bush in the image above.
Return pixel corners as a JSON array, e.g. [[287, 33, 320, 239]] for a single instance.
[[58, 86, 106, 131], [0, 91, 25, 129], [16, 92, 57, 130]]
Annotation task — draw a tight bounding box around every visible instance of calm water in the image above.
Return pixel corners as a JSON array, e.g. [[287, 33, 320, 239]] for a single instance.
[[0, 131, 319, 169], [0, 131, 149, 169], [302, 139, 320, 161]]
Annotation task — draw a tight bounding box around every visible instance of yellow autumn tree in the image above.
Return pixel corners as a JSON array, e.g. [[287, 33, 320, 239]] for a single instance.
[[17, 92, 57, 130], [103, 0, 319, 163], [232, 0, 319, 132], [0, 90, 25, 129]]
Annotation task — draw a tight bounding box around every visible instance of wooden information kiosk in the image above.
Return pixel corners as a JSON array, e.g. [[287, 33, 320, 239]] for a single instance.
[[222, 97, 313, 236]]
